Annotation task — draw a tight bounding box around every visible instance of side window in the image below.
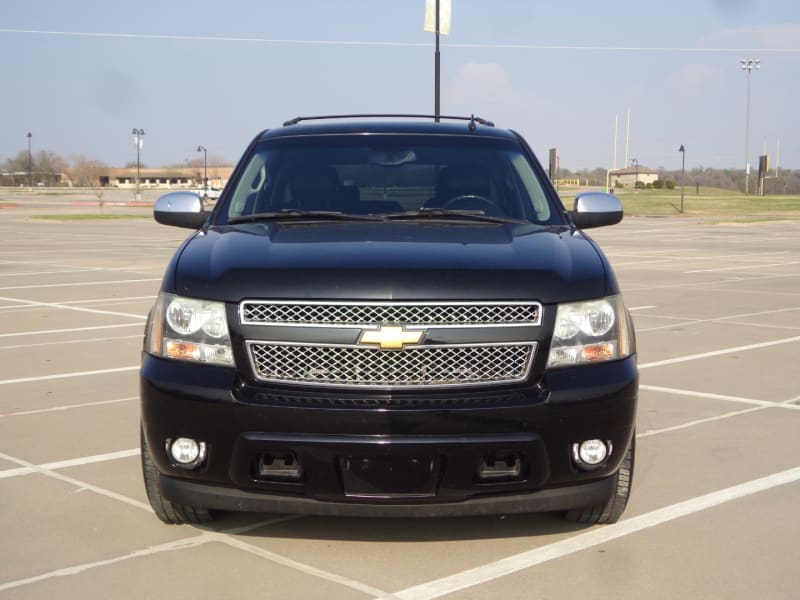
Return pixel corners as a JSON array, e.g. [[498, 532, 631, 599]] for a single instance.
[[510, 154, 551, 221], [227, 152, 269, 219]]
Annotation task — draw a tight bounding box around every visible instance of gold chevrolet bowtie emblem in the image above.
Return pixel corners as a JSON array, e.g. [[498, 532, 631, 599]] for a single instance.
[[359, 325, 425, 350]]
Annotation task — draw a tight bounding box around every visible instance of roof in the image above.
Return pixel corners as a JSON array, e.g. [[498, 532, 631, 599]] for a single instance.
[[259, 115, 518, 142], [613, 165, 659, 175]]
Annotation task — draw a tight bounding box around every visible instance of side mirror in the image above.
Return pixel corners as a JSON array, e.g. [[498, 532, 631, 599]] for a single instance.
[[570, 192, 623, 229], [153, 192, 206, 229]]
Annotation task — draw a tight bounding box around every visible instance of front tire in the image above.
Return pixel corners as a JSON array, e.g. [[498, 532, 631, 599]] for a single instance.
[[565, 434, 634, 524], [140, 426, 215, 525]]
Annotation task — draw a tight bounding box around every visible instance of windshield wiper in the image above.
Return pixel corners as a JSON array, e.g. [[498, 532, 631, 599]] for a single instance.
[[228, 210, 384, 224], [383, 208, 527, 224]]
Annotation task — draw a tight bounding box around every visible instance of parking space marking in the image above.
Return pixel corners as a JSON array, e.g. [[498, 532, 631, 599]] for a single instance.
[[0, 277, 161, 291], [388, 466, 800, 600], [640, 384, 800, 410], [0, 295, 154, 312], [638, 406, 770, 438], [0, 323, 143, 339], [0, 514, 397, 600], [0, 396, 136, 418], [0, 366, 138, 386], [0, 536, 212, 593], [0, 334, 142, 351], [686, 260, 800, 274], [215, 535, 399, 599], [0, 450, 150, 511], [0, 295, 146, 320], [0, 449, 140, 480], [639, 335, 800, 369], [0, 266, 153, 278]]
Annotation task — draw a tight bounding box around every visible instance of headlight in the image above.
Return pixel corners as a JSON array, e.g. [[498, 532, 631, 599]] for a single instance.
[[144, 293, 234, 366], [546, 295, 633, 368]]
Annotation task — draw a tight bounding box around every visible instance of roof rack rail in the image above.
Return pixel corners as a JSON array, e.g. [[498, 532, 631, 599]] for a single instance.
[[282, 114, 495, 128]]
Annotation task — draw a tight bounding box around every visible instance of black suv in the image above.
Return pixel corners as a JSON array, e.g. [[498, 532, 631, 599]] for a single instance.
[[141, 115, 637, 525]]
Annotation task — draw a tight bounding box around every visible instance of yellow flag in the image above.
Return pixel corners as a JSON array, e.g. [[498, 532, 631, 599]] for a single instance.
[[424, 0, 452, 35]]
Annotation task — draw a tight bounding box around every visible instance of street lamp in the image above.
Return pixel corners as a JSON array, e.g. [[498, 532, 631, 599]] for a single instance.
[[678, 145, 685, 214], [132, 128, 145, 200], [26, 132, 32, 189], [197, 145, 208, 198], [631, 158, 639, 192], [740, 58, 760, 195]]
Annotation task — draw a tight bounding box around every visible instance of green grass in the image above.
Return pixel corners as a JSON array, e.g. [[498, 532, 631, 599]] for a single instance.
[[561, 187, 800, 218], [32, 214, 150, 221]]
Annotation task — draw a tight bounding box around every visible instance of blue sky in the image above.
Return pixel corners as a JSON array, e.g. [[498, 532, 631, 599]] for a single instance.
[[1, 0, 798, 171]]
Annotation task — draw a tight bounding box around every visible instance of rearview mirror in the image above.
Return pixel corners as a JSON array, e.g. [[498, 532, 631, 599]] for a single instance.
[[570, 192, 623, 229], [153, 192, 206, 229]]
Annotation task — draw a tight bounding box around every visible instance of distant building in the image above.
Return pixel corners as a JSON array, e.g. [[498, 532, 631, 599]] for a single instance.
[[102, 166, 234, 189], [610, 165, 659, 188], [54, 166, 234, 189]]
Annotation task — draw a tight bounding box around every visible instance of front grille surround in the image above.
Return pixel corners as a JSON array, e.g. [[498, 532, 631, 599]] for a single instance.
[[246, 341, 536, 389], [240, 300, 541, 328]]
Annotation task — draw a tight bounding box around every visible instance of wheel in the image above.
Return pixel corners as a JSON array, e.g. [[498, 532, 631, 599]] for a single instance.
[[441, 194, 504, 216], [140, 426, 215, 525], [565, 434, 634, 524]]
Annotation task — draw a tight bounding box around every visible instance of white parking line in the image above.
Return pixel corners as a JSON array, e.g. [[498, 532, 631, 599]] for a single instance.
[[0, 450, 150, 511], [686, 260, 800, 274], [0, 396, 136, 418], [0, 366, 138, 386], [0, 323, 143, 338], [389, 466, 800, 600], [639, 336, 800, 369], [0, 295, 146, 319], [639, 384, 796, 409], [0, 277, 160, 291], [0, 334, 142, 351], [0, 449, 140, 479]]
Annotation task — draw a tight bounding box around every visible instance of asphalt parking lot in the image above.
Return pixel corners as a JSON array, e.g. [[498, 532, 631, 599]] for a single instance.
[[1, 195, 799, 599]]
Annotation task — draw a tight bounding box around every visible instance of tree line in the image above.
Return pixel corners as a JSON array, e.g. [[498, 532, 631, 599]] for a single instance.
[[0, 150, 230, 188], [3, 148, 799, 194], [557, 166, 800, 195]]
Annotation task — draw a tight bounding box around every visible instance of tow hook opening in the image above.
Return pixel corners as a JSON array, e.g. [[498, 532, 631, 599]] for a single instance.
[[478, 453, 523, 481], [258, 452, 303, 480]]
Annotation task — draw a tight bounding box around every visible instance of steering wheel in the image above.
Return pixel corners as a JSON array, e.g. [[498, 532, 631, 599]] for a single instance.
[[441, 194, 504, 217]]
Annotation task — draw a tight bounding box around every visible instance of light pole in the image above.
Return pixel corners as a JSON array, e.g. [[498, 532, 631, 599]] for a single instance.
[[741, 58, 760, 195], [26, 132, 32, 189], [197, 145, 208, 197], [679, 145, 685, 213], [132, 128, 145, 200], [631, 158, 639, 192]]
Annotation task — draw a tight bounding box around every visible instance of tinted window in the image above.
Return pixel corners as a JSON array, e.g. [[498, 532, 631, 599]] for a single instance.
[[221, 134, 557, 224]]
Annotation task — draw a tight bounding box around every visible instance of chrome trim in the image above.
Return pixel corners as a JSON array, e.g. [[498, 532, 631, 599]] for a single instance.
[[239, 300, 542, 328], [245, 340, 537, 389]]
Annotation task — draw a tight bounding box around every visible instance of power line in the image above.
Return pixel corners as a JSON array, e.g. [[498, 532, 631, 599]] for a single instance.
[[1, 28, 799, 54]]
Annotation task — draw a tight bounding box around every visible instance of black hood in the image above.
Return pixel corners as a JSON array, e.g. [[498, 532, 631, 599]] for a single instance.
[[169, 221, 615, 304]]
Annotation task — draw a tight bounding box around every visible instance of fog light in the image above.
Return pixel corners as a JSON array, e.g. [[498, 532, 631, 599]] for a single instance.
[[167, 437, 207, 468], [573, 439, 612, 468]]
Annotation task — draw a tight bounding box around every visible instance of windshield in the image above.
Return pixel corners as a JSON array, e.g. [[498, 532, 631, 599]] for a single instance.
[[220, 134, 560, 225]]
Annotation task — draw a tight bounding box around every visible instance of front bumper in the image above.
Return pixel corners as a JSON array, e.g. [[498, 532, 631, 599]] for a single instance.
[[141, 353, 637, 516]]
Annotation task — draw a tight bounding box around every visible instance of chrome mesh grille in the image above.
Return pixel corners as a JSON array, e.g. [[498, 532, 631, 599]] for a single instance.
[[241, 301, 540, 326], [247, 342, 535, 388]]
